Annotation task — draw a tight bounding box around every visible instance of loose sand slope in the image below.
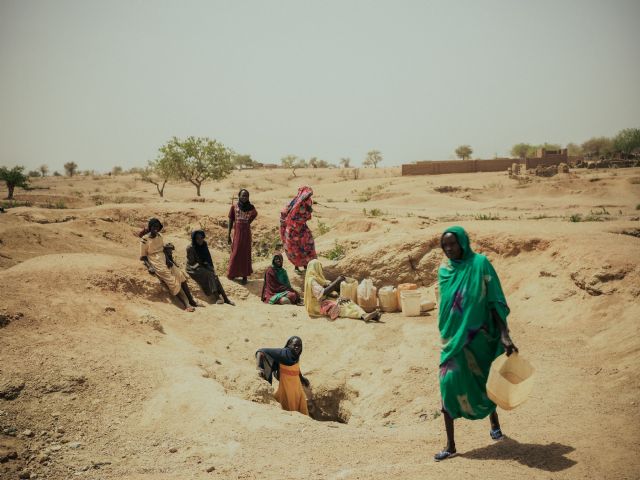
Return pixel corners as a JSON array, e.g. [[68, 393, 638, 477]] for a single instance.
[[1, 168, 639, 479]]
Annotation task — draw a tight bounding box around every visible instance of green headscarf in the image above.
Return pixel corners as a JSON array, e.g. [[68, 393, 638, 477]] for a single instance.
[[438, 226, 509, 365], [272, 254, 290, 288]]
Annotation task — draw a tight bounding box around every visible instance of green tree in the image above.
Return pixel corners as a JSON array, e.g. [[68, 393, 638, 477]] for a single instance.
[[0, 166, 29, 200], [339, 157, 351, 168], [53, 171, 61, 177], [455, 145, 473, 160], [140, 154, 177, 198], [28, 170, 41, 178], [157, 136, 234, 196], [316, 159, 330, 168], [511, 143, 531, 159], [613, 128, 640, 156], [363, 150, 383, 168], [64, 162, 78, 177], [233, 154, 256, 169], [39, 164, 49, 177], [281, 155, 307, 177], [309, 157, 318, 168], [581, 137, 614, 159], [112, 166, 123, 175]]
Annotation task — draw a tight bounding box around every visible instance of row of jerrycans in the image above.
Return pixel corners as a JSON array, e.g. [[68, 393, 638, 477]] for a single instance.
[[340, 279, 430, 316]]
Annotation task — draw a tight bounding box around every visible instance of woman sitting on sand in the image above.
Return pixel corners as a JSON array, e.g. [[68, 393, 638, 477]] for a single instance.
[[186, 230, 234, 306], [304, 259, 381, 322], [434, 226, 518, 461], [261, 253, 302, 305], [139, 218, 197, 312], [256, 336, 310, 415]]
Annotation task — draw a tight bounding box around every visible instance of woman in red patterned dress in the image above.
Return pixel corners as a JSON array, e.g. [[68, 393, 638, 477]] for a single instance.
[[280, 186, 317, 273], [227, 189, 257, 284]]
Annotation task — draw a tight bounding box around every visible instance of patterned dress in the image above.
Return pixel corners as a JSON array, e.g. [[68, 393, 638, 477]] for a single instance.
[[280, 186, 317, 268]]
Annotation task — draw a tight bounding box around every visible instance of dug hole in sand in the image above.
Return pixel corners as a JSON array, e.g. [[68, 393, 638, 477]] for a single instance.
[[1, 167, 639, 479]]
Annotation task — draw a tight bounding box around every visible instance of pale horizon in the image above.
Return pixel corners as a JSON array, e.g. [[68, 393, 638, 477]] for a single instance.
[[1, 0, 639, 173]]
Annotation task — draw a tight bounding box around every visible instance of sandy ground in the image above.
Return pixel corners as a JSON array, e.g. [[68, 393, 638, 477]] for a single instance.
[[0, 166, 639, 479]]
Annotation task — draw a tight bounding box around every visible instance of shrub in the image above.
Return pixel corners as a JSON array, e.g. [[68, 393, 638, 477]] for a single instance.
[[434, 185, 460, 193], [568, 214, 582, 222], [324, 241, 346, 261], [44, 200, 67, 209], [316, 220, 330, 235], [474, 213, 500, 220]]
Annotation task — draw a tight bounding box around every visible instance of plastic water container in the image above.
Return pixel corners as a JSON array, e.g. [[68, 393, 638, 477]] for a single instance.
[[486, 353, 535, 410], [357, 279, 378, 313], [396, 283, 417, 304], [400, 290, 422, 317], [340, 278, 358, 303], [378, 286, 398, 312], [420, 299, 436, 312]]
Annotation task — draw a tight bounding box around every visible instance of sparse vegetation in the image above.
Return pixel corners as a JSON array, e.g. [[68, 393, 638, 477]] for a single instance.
[[355, 184, 385, 202], [474, 213, 501, 220], [434, 185, 460, 193], [324, 241, 347, 261], [44, 200, 67, 209], [629, 177, 640, 184], [316, 219, 330, 235], [1, 199, 32, 209], [366, 208, 384, 217], [112, 166, 123, 176]]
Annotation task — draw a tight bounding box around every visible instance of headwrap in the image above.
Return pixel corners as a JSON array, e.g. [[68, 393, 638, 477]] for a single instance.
[[261, 253, 293, 303], [256, 336, 302, 384], [191, 230, 213, 266], [303, 259, 329, 316], [237, 189, 255, 212], [148, 218, 163, 231], [438, 226, 509, 365]]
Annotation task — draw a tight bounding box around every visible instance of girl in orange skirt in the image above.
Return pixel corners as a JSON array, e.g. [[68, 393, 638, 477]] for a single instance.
[[256, 336, 310, 415]]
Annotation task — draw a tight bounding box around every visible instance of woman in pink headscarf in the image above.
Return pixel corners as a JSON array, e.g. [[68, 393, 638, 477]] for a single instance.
[[280, 186, 317, 272]]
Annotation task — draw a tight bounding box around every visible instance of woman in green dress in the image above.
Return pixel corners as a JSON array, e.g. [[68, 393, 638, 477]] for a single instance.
[[435, 226, 518, 461]]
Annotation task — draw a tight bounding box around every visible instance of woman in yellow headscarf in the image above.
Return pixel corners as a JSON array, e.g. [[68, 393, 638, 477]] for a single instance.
[[304, 259, 381, 322]]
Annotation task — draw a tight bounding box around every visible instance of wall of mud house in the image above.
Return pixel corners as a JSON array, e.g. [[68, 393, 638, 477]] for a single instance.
[[402, 158, 515, 176], [402, 154, 584, 176]]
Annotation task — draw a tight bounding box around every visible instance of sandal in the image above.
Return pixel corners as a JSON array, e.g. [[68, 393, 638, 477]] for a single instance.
[[434, 450, 457, 462], [490, 428, 505, 441], [184, 306, 195, 312]]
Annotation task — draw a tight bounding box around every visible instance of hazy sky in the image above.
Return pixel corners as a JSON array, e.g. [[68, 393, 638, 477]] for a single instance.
[[1, 0, 639, 171]]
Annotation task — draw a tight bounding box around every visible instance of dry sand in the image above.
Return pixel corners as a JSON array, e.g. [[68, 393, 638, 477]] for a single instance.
[[1, 167, 639, 479]]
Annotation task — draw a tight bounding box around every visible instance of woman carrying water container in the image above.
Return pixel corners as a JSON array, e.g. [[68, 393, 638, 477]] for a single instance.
[[434, 226, 518, 461]]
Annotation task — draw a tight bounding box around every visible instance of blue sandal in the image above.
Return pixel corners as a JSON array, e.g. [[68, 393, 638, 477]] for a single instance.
[[434, 450, 458, 461], [490, 428, 505, 441]]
